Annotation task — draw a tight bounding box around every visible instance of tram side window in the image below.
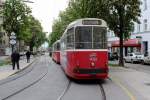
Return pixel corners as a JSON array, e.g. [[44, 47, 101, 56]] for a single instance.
[[61, 37, 67, 50], [67, 28, 74, 49], [57, 43, 60, 51], [75, 26, 92, 49], [52, 44, 55, 52], [93, 27, 107, 49], [54, 43, 57, 51]]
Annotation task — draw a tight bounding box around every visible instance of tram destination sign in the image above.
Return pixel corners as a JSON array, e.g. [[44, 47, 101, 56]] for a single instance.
[[82, 20, 102, 25]]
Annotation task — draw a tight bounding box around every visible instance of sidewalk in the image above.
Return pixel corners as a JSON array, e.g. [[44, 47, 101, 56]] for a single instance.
[[0, 56, 35, 80], [110, 66, 150, 100]]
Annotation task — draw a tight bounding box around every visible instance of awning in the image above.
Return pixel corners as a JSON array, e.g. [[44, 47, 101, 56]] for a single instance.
[[111, 39, 141, 47]]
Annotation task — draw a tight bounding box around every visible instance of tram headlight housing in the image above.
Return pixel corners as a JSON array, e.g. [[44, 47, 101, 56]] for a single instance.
[[91, 62, 95, 67]]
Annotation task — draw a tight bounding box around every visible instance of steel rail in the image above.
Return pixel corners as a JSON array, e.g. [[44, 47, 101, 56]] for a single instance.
[[0, 59, 37, 86], [98, 82, 106, 100], [57, 80, 71, 100], [1, 57, 49, 100]]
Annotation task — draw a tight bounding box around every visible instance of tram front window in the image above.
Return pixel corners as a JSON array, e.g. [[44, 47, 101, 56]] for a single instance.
[[93, 27, 107, 49], [75, 26, 107, 49], [75, 26, 92, 49]]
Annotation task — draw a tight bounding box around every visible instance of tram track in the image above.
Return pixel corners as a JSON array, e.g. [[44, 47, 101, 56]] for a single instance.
[[56, 79, 107, 100], [57, 80, 71, 100], [0, 57, 40, 86], [2, 68, 48, 100], [0, 56, 49, 100], [0, 61, 35, 86], [98, 83, 106, 100]]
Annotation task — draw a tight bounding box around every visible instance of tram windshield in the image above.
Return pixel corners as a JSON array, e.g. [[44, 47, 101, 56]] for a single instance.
[[75, 26, 107, 49], [75, 26, 92, 49], [93, 27, 107, 49]]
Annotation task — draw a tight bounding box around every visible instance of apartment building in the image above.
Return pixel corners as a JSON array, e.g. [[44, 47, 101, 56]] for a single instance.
[[0, 0, 9, 55], [108, 0, 150, 56]]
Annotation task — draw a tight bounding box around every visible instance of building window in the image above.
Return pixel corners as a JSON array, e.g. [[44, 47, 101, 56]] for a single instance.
[[144, 19, 148, 31], [144, 0, 147, 10], [137, 23, 140, 32]]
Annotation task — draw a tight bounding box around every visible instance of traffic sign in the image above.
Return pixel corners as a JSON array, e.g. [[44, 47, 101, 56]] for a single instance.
[[11, 32, 16, 36], [10, 39, 16, 45], [10, 35, 16, 39]]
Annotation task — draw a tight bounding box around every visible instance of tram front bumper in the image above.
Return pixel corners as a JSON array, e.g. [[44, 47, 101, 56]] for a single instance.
[[71, 68, 108, 79]]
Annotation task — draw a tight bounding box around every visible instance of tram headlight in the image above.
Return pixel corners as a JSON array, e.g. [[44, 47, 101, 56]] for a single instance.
[[91, 62, 95, 67]]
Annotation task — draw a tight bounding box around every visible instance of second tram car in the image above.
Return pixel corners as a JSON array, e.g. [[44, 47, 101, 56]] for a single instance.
[[60, 18, 108, 79], [52, 40, 60, 64]]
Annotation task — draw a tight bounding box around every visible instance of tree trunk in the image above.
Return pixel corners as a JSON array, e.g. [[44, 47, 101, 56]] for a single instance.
[[29, 42, 33, 52], [118, 6, 124, 67], [18, 40, 21, 52]]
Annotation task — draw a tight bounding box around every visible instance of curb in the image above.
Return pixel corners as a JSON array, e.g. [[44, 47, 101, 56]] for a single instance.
[[9, 58, 37, 77]]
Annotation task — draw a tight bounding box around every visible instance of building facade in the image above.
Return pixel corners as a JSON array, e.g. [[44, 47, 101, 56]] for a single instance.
[[0, 0, 9, 56], [108, 0, 150, 56]]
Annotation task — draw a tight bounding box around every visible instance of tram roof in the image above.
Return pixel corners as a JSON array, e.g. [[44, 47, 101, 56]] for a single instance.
[[66, 18, 107, 29], [61, 18, 107, 38]]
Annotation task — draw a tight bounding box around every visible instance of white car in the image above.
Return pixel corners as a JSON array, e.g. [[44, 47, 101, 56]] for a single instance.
[[124, 53, 144, 63], [142, 53, 150, 64]]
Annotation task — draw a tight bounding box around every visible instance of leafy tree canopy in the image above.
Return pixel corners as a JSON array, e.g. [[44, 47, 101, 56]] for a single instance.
[[3, 0, 31, 39], [49, 0, 141, 45]]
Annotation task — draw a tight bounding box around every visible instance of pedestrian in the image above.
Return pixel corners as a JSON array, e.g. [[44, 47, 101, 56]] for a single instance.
[[26, 51, 31, 63], [11, 51, 20, 70]]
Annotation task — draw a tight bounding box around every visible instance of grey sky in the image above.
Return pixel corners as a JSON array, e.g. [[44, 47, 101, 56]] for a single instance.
[[27, 0, 69, 34]]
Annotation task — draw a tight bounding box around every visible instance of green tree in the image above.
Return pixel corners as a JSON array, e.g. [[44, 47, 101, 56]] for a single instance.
[[50, 0, 141, 66], [3, 0, 46, 52], [3, 0, 31, 38], [106, 0, 141, 66], [24, 16, 45, 51]]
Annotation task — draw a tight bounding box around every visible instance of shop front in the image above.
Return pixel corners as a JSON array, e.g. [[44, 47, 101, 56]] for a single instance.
[[111, 39, 141, 56]]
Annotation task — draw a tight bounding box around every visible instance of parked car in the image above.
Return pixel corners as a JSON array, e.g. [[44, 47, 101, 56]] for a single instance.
[[124, 52, 144, 63], [141, 52, 150, 64]]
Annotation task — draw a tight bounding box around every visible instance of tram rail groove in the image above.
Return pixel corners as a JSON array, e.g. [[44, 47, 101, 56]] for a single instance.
[[98, 82, 106, 100], [57, 81, 71, 100], [1, 57, 48, 100], [2, 68, 48, 100], [0, 59, 37, 86]]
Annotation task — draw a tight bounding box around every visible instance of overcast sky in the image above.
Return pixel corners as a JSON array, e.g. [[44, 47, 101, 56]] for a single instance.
[[27, 0, 69, 34]]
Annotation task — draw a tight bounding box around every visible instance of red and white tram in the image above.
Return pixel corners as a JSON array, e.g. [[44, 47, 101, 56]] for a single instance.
[[60, 18, 108, 79], [52, 40, 60, 64]]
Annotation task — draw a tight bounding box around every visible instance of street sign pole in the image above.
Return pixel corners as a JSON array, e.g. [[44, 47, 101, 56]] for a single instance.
[[12, 45, 14, 53], [10, 32, 16, 53]]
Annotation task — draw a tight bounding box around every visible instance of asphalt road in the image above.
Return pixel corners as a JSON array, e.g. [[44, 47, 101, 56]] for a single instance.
[[125, 62, 150, 74], [109, 60, 150, 73], [0, 55, 147, 100]]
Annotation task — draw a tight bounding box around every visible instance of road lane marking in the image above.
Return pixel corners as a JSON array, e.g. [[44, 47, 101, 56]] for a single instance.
[[110, 76, 136, 100]]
